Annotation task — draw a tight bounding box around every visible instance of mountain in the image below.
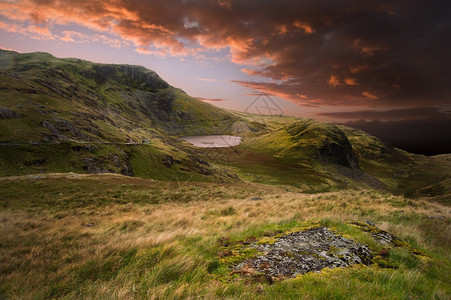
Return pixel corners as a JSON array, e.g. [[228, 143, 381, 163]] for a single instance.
[[1, 50, 450, 299], [0, 49, 250, 181], [0, 49, 243, 142], [0, 49, 449, 200]]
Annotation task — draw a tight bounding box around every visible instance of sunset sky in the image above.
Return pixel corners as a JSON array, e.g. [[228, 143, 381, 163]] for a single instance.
[[1, 0, 450, 153]]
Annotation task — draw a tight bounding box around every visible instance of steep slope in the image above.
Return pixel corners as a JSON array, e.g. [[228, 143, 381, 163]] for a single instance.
[[339, 126, 413, 189], [250, 119, 359, 168], [0, 49, 241, 144], [0, 50, 247, 180], [339, 126, 451, 201]]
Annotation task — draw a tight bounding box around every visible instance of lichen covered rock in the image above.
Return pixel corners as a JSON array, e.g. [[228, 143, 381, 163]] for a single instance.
[[234, 227, 372, 278]]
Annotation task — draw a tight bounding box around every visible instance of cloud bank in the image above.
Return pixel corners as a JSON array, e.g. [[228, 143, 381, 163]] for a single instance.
[[345, 117, 451, 156], [1, 0, 450, 109]]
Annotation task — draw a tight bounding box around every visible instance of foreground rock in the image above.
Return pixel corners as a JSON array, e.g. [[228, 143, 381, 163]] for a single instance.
[[234, 227, 372, 279]]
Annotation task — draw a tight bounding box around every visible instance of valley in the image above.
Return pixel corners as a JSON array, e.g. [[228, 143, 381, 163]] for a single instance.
[[0, 50, 450, 299]]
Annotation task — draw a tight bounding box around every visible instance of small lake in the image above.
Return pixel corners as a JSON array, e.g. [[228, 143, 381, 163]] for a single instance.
[[180, 135, 242, 148]]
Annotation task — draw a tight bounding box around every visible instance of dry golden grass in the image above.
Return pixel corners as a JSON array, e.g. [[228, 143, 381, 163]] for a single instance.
[[0, 174, 450, 299]]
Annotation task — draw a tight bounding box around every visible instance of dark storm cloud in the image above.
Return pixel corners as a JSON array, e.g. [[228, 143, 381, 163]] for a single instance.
[[344, 117, 451, 155], [1, 0, 450, 107], [229, 0, 451, 107], [324, 106, 451, 154]]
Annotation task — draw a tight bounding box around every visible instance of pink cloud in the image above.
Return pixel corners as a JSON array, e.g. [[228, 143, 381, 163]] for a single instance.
[[0, 20, 54, 40], [195, 97, 225, 102], [60, 31, 90, 43], [0, 46, 20, 52]]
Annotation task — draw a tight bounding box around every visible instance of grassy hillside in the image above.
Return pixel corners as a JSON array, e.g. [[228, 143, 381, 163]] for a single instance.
[[0, 50, 243, 143], [340, 126, 451, 201], [0, 49, 251, 180], [1, 49, 449, 199], [196, 114, 450, 199]]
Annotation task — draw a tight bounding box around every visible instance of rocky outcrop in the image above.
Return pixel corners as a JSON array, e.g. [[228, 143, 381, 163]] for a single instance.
[[319, 139, 359, 169], [286, 120, 359, 169], [41, 118, 87, 141], [85, 64, 169, 91], [0, 106, 20, 118]]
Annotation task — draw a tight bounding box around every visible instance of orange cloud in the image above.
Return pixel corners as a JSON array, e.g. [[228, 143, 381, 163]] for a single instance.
[[328, 75, 342, 87], [217, 0, 232, 10], [293, 20, 314, 34], [362, 91, 378, 99], [344, 77, 358, 86], [135, 47, 167, 58], [350, 65, 368, 74], [241, 69, 259, 76], [276, 24, 288, 35], [0, 46, 20, 52], [60, 31, 90, 43], [296, 94, 308, 99], [352, 39, 387, 56], [0, 20, 54, 40], [0, 20, 18, 32]]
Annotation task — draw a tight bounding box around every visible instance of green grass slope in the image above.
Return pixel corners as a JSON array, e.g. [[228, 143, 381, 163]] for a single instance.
[[199, 114, 451, 197], [206, 117, 389, 192], [245, 118, 359, 168], [0, 49, 249, 180], [0, 49, 449, 199], [0, 49, 241, 144]]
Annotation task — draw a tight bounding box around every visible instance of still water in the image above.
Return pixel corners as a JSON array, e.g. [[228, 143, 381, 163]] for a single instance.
[[180, 135, 242, 148]]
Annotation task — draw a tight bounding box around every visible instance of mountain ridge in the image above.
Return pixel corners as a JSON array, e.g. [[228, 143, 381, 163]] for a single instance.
[[0, 49, 449, 199]]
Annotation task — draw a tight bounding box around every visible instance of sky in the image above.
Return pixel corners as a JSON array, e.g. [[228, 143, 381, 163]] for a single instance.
[[0, 0, 450, 154]]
